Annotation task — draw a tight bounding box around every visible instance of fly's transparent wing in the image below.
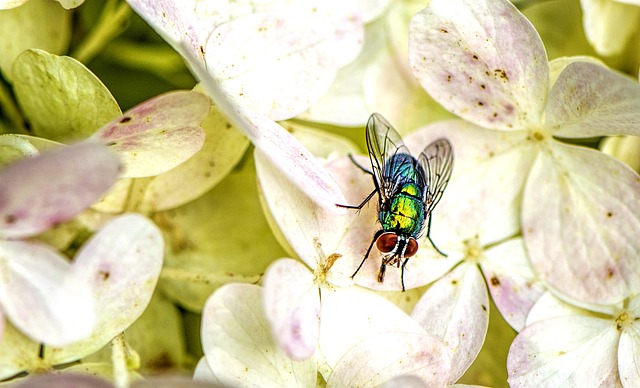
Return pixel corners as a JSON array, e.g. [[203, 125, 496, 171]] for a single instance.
[[418, 138, 454, 215], [365, 113, 411, 201]]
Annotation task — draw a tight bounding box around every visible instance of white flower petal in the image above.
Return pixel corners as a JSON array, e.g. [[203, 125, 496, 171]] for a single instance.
[[546, 61, 640, 138], [92, 91, 208, 178], [320, 287, 450, 385], [406, 121, 534, 246], [523, 142, 640, 304], [0, 141, 120, 239], [202, 284, 317, 387], [205, 0, 363, 120], [408, 0, 548, 130], [125, 0, 226, 61], [255, 150, 368, 274], [619, 328, 640, 387], [482, 238, 545, 331], [193, 356, 224, 385], [411, 262, 489, 384], [580, 0, 640, 56], [46, 214, 164, 364], [262, 258, 320, 360], [507, 315, 619, 387], [0, 240, 95, 347]]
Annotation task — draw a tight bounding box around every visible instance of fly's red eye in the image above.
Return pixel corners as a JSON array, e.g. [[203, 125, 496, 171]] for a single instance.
[[376, 232, 398, 253], [404, 238, 419, 257]]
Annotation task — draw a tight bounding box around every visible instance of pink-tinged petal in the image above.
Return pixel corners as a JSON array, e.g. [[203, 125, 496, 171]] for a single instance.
[[482, 238, 545, 331], [411, 262, 488, 384], [183, 52, 347, 212], [92, 91, 208, 178], [205, 0, 363, 120], [46, 214, 163, 364], [320, 287, 451, 385], [408, 0, 548, 130], [262, 258, 320, 360], [12, 373, 112, 388], [0, 141, 120, 239], [523, 142, 640, 305], [546, 61, 640, 138], [125, 0, 227, 62], [201, 284, 317, 387], [507, 315, 619, 387], [524, 293, 590, 326], [0, 240, 95, 347]]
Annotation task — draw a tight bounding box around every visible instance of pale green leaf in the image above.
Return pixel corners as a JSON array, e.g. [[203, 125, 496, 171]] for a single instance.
[[12, 49, 121, 142]]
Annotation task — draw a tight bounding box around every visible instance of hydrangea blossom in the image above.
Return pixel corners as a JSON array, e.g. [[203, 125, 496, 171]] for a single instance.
[[408, 0, 640, 307]]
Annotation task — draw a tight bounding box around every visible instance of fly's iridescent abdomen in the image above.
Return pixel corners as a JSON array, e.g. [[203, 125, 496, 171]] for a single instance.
[[337, 113, 453, 291], [379, 153, 426, 239]]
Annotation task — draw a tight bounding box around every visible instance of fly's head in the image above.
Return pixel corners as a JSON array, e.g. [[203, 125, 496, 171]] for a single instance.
[[375, 232, 418, 283]]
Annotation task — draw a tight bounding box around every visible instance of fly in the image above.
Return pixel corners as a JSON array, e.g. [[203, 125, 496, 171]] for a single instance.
[[338, 113, 454, 291]]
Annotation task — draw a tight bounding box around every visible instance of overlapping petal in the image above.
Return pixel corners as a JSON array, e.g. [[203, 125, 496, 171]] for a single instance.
[[523, 141, 640, 304], [0, 240, 94, 347], [262, 258, 320, 360], [0, 141, 120, 239], [408, 0, 549, 131], [46, 214, 163, 364], [201, 284, 317, 387], [546, 61, 640, 138], [91, 91, 208, 178], [319, 287, 451, 385], [411, 262, 489, 384], [482, 238, 545, 331]]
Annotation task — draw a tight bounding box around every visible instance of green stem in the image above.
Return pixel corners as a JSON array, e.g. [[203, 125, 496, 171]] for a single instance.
[[0, 81, 26, 133], [71, 0, 132, 64]]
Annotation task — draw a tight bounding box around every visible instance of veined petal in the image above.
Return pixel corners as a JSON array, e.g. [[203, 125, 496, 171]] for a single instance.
[[0, 240, 95, 347], [580, 0, 640, 56], [523, 142, 640, 305], [546, 61, 640, 138], [46, 214, 164, 364], [507, 315, 619, 387], [201, 284, 317, 387], [411, 262, 489, 384], [320, 287, 450, 386], [262, 258, 320, 360], [92, 91, 208, 178], [408, 0, 548, 130], [205, 0, 363, 120], [482, 238, 545, 331], [0, 141, 120, 239]]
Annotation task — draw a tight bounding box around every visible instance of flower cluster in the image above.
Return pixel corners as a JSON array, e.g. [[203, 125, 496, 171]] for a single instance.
[[0, 0, 639, 386]]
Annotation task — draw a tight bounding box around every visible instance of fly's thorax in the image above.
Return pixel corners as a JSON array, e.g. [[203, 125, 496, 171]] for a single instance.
[[385, 153, 423, 181], [379, 183, 426, 237]]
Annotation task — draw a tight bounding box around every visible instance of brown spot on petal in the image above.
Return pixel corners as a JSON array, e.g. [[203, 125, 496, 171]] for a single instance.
[[4, 214, 16, 224], [490, 276, 500, 286], [98, 270, 110, 281], [119, 116, 132, 124]]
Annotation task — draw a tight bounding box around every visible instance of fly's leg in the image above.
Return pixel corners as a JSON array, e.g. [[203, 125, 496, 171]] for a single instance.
[[336, 188, 377, 210], [426, 215, 447, 257], [352, 229, 384, 279], [348, 154, 373, 175], [400, 257, 410, 292]]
